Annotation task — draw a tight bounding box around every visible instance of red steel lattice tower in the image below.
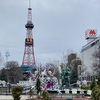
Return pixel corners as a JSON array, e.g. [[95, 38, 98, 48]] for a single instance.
[[22, 1, 36, 66]]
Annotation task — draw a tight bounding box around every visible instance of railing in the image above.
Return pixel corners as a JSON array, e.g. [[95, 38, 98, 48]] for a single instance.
[[0, 87, 12, 95], [48, 89, 92, 98]]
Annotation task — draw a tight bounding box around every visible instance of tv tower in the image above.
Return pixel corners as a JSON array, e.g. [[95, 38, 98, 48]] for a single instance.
[[22, 0, 36, 67]]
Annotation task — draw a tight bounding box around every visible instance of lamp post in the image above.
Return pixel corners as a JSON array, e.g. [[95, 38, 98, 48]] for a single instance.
[[5, 51, 10, 85], [5, 51, 10, 62]]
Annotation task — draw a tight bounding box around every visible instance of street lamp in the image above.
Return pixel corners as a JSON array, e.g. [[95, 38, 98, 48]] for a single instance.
[[5, 51, 10, 62], [5, 51, 10, 84]]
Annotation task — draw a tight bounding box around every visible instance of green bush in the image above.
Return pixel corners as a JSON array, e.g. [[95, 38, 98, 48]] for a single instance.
[[12, 86, 23, 100], [81, 84, 90, 90], [42, 90, 51, 100], [91, 85, 100, 100], [90, 81, 97, 90]]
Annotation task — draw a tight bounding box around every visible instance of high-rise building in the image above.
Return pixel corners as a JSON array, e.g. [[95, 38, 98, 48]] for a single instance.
[[81, 29, 99, 75]]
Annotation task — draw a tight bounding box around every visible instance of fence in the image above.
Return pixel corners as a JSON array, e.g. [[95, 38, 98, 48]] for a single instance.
[[0, 87, 12, 95]]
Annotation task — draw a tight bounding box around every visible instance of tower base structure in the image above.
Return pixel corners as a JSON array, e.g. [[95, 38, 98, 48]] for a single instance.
[[21, 65, 36, 80]]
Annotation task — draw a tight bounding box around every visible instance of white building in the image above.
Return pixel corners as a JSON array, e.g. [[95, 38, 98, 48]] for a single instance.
[[17, 78, 36, 87], [81, 29, 100, 75], [0, 80, 6, 86]]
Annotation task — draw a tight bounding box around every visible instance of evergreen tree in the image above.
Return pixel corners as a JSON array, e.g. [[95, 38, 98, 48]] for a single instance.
[[0, 68, 7, 82], [36, 78, 41, 94], [97, 76, 100, 86]]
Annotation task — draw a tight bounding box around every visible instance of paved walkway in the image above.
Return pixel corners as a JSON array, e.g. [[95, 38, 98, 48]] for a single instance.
[[0, 95, 92, 100], [0, 95, 30, 100]]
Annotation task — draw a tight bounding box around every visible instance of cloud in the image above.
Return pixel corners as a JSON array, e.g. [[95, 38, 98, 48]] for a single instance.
[[0, 0, 100, 64]]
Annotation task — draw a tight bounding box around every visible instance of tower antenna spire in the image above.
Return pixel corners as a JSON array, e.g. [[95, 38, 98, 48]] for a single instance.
[[29, 0, 31, 8]]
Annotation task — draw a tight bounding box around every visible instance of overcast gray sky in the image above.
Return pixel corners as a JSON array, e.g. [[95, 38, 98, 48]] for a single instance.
[[0, 0, 100, 65]]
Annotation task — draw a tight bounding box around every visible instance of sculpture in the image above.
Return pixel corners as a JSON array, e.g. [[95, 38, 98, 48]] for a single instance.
[[61, 64, 71, 88]]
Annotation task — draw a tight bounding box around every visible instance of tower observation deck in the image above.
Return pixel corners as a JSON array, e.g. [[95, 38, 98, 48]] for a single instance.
[[21, 1, 36, 75]]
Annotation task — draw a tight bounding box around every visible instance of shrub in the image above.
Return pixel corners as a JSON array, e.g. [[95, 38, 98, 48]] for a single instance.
[[90, 81, 97, 90], [91, 85, 100, 100], [12, 86, 23, 100], [81, 84, 90, 90], [28, 88, 34, 99], [42, 90, 51, 100]]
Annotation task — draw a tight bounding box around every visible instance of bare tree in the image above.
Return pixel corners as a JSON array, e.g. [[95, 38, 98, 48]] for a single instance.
[[0, 51, 3, 67], [5, 61, 23, 84], [45, 62, 61, 83], [62, 49, 73, 65], [92, 49, 100, 75]]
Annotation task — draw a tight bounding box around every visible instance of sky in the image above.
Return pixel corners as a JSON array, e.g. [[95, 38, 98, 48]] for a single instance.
[[0, 0, 100, 65]]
